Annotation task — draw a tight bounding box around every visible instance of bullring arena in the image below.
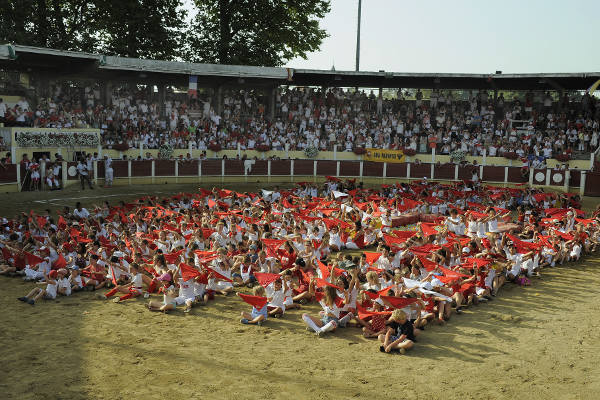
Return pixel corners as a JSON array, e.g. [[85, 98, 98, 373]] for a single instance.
[[1, 42, 600, 400]]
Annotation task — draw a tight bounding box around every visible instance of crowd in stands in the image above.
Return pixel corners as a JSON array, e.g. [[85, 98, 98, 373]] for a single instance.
[[1, 84, 599, 161], [0, 179, 598, 353]]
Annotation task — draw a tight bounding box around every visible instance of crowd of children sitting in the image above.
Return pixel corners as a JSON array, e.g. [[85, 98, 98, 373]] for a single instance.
[[1, 177, 597, 355]]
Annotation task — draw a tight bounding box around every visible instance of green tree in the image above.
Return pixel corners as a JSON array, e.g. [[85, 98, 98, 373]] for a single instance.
[[93, 0, 187, 60], [0, 0, 186, 60], [185, 0, 331, 66], [0, 0, 97, 51]]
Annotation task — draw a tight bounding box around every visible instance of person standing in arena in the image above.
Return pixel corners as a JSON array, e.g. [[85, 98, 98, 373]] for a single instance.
[[76, 158, 93, 190], [104, 155, 113, 187]]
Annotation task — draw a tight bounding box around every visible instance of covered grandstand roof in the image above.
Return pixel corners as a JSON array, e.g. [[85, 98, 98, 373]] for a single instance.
[[1, 44, 599, 91]]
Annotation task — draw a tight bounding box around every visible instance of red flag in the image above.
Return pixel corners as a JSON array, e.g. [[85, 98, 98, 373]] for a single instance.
[[109, 265, 118, 285], [550, 229, 575, 241], [507, 234, 541, 253], [383, 232, 414, 248], [314, 291, 325, 302], [316, 259, 345, 280], [1, 247, 12, 261], [315, 278, 343, 291], [207, 199, 217, 208], [24, 251, 44, 266], [417, 255, 440, 272], [194, 250, 217, 258], [52, 254, 67, 270], [467, 210, 488, 219], [319, 208, 337, 216], [163, 250, 183, 265], [238, 293, 268, 309], [198, 188, 212, 198], [420, 223, 443, 237], [378, 285, 396, 295], [439, 266, 469, 279], [205, 267, 233, 282], [195, 272, 209, 285], [201, 228, 215, 239], [316, 259, 331, 279], [357, 304, 392, 320], [363, 252, 382, 265], [261, 238, 286, 251], [576, 218, 595, 226], [180, 263, 201, 281], [364, 291, 380, 300], [254, 272, 280, 288], [410, 244, 442, 256], [380, 296, 418, 309], [36, 216, 47, 228], [465, 257, 493, 268]]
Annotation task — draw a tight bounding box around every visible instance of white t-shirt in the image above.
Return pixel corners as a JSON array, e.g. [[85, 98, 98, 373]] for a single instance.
[[76, 163, 89, 176], [73, 208, 90, 219], [487, 218, 499, 233], [266, 285, 285, 309], [319, 300, 341, 319], [178, 278, 196, 299], [130, 273, 143, 288]]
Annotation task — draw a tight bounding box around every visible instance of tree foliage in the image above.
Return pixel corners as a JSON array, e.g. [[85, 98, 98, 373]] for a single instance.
[[185, 0, 331, 66], [0, 0, 186, 60], [92, 0, 187, 59], [0, 0, 331, 66]]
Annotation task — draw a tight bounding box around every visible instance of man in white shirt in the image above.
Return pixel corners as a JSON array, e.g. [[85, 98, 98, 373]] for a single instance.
[[73, 202, 90, 219], [17, 97, 30, 112], [104, 156, 113, 187], [76, 158, 93, 190]]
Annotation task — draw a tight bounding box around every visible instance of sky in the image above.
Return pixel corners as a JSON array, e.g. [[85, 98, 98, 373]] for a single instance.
[[284, 0, 600, 74]]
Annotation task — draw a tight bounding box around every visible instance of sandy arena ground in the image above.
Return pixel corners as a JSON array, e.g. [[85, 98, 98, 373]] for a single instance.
[[0, 183, 599, 400]]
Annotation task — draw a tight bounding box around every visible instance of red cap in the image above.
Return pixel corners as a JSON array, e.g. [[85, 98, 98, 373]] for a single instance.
[[48, 270, 58, 279]]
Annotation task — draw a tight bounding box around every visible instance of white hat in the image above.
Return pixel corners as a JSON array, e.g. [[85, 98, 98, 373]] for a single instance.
[[374, 298, 384, 306]]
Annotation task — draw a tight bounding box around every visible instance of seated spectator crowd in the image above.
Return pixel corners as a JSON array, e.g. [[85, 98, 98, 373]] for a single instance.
[[1, 85, 599, 161]]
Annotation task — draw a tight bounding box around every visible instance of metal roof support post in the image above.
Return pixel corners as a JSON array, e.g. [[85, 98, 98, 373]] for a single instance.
[[355, 0, 361, 72], [102, 81, 112, 107], [36, 71, 50, 100], [269, 86, 276, 121], [493, 90, 499, 128], [158, 83, 166, 118], [529, 168, 534, 187], [216, 85, 223, 116]]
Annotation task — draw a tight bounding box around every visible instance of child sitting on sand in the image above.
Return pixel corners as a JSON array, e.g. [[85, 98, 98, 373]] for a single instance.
[[301, 283, 353, 336], [357, 298, 390, 338], [147, 273, 178, 313], [100, 263, 144, 303], [18, 269, 59, 305], [240, 285, 268, 326], [266, 277, 287, 317], [379, 309, 417, 354]]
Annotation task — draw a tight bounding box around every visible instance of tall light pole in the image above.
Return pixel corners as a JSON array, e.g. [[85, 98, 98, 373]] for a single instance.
[[356, 0, 362, 72]]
